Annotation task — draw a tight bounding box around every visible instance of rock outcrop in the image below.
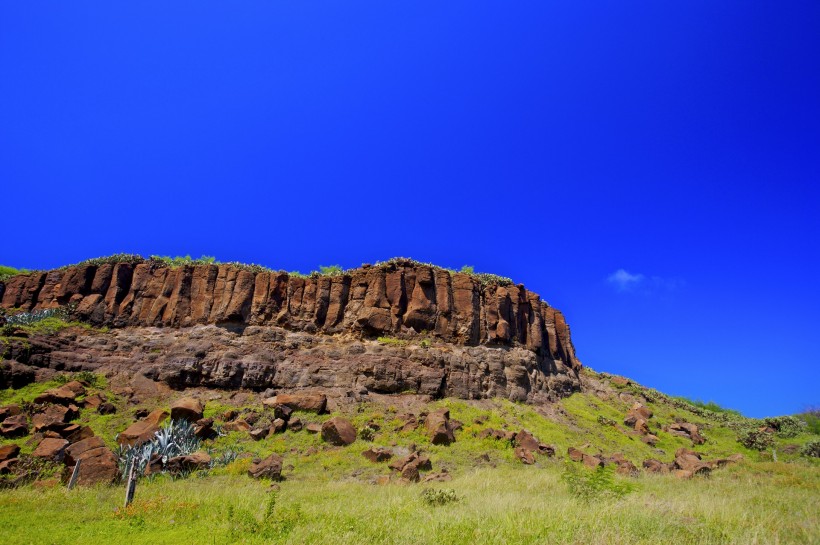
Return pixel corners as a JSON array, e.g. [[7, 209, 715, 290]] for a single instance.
[[1, 259, 582, 403]]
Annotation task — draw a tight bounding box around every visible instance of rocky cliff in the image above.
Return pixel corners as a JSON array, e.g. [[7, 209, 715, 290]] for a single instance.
[[0, 259, 581, 402]]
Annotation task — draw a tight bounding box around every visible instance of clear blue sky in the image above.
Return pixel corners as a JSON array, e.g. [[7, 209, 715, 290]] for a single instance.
[[1, 3, 818, 417]]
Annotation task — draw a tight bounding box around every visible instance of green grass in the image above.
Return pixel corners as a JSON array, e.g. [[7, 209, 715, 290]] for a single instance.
[[0, 265, 29, 282], [1, 372, 818, 543]]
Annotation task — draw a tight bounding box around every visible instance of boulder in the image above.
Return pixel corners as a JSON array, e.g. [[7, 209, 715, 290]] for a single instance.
[[67, 446, 118, 486], [271, 418, 286, 434], [401, 463, 420, 482], [32, 405, 73, 432], [389, 451, 431, 473], [0, 458, 19, 475], [248, 453, 284, 480], [425, 408, 455, 446], [0, 404, 21, 421], [117, 409, 169, 446], [222, 419, 251, 432], [567, 447, 584, 462], [262, 393, 327, 414], [166, 451, 212, 473], [98, 402, 117, 415], [0, 414, 28, 438], [0, 443, 20, 462], [64, 436, 106, 465], [194, 418, 217, 440], [60, 424, 95, 443], [287, 417, 303, 432], [668, 422, 706, 445], [477, 428, 516, 442], [514, 446, 536, 465], [250, 428, 269, 441], [321, 417, 356, 446], [630, 402, 652, 420], [170, 397, 204, 423], [32, 438, 69, 461], [82, 393, 106, 410], [362, 447, 393, 463], [641, 434, 659, 447], [34, 381, 86, 405], [582, 454, 604, 469], [642, 458, 669, 474], [420, 471, 452, 483], [305, 422, 322, 434]]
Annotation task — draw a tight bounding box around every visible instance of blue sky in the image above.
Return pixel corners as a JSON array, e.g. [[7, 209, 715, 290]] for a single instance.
[[1, 3, 818, 417]]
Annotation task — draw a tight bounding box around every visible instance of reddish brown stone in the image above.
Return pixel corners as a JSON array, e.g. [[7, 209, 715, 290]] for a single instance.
[[0, 414, 28, 438], [362, 447, 393, 463], [0, 443, 20, 462], [425, 408, 455, 446], [170, 397, 204, 423], [321, 417, 356, 446], [263, 393, 327, 414], [248, 453, 283, 480], [32, 438, 69, 461], [117, 409, 169, 446]]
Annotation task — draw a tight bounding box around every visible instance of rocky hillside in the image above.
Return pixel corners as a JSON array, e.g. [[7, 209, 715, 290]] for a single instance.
[[0, 257, 580, 403]]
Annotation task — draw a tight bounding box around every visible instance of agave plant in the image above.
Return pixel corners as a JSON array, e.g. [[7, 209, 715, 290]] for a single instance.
[[115, 419, 202, 480]]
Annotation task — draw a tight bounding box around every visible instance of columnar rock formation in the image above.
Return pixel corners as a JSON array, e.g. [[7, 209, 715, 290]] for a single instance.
[[1, 259, 582, 402]]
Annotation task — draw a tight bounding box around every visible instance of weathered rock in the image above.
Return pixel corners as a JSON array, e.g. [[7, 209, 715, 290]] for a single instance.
[[0, 404, 21, 421], [83, 393, 106, 409], [194, 418, 217, 439], [0, 414, 28, 438], [117, 409, 169, 446], [305, 422, 322, 434], [34, 381, 86, 405], [287, 418, 303, 432], [64, 436, 106, 465], [60, 424, 95, 443], [248, 453, 283, 480], [166, 451, 212, 473], [515, 446, 536, 465], [170, 397, 204, 423], [223, 419, 251, 432], [32, 405, 73, 432], [362, 447, 393, 463], [32, 438, 69, 461], [67, 446, 118, 486], [667, 422, 706, 445], [389, 451, 431, 473], [582, 454, 604, 469], [321, 417, 356, 446], [0, 458, 19, 475], [642, 458, 669, 474], [425, 408, 455, 446], [420, 471, 452, 483], [97, 402, 116, 415], [0, 443, 20, 462], [250, 428, 269, 441], [271, 418, 286, 434], [567, 447, 584, 462], [263, 393, 327, 414]]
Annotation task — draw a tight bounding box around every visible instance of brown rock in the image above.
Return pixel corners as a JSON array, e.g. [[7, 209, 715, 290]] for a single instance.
[[271, 418, 286, 434], [194, 418, 217, 439], [642, 459, 669, 474], [68, 447, 118, 486], [60, 424, 95, 443], [401, 463, 420, 482], [0, 443, 20, 462], [223, 419, 251, 432], [1, 414, 28, 437], [641, 434, 659, 447], [64, 436, 106, 465], [117, 409, 169, 446], [248, 453, 284, 480], [515, 446, 536, 465], [611, 376, 630, 387], [263, 393, 327, 414], [425, 408, 455, 446], [250, 428, 269, 441], [0, 404, 21, 420], [170, 397, 204, 423], [567, 447, 584, 462], [0, 458, 18, 474], [287, 418, 303, 432], [630, 402, 652, 420], [305, 422, 322, 434], [32, 437, 69, 461], [362, 447, 393, 463], [582, 454, 604, 469], [98, 403, 116, 416], [32, 405, 73, 432], [420, 471, 452, 483], [82, 393, 106, 409], [166, 451, 212, 473], [34, 381, 86, 405], [321, 417, 356, 446]]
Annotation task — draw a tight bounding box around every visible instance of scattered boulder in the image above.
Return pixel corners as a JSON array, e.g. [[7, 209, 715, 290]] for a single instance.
[[321, 417, 356, 446], [34, 381, 86, 405], [170, 397, 204, 423], [477, 428, 516, 442], [117, 409, 169, 446], [97, 402, 117, 415], [287, 418, 303, 432], [32, 438, 69, 461], [166, 451, 212, 473], [32, 405, 73, 432], [0, 414, 28, 438], [0, 404, 21, 421], [420, 470, 452, 483], [262, 393, 327, 414], [64, 436, 106, 466], [667, 422, 706, 445], [643, 458, 670, 474], [0, 443, 20, 463], [396, 414, 418, 432], [82, 393, 106, 410], [673, 447, 711, 477], [250, 428, 269, 441], [194, 418, 217, 440], [641, 434, 659, 447], [271, 418, 286, 434], [389, 451, 432, 474], [248, 453, 284, 480], [362, 447, 393, 463], [60, 424, 95, 443], [305, 422, 322, 434], [582, 454, 604, 469], [223, 419, 251, 432], [425, 408, 456, 445], [67, 446, 118, 486], [514, 446, 536, 465], [514, 430, 555, 456], [567, 447, 584, 462], [0, 457, 18, 475], [611, 376, 630, 387]]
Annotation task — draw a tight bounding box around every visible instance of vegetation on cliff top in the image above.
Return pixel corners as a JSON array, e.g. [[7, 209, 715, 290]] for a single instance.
[[0, 254, 516, 287]]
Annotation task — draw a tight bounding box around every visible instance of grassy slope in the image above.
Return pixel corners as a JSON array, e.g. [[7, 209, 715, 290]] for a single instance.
[[0, 369, 818, 544]]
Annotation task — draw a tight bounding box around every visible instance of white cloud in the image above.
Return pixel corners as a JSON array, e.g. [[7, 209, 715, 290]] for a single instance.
[[607, 269, 645, 291]]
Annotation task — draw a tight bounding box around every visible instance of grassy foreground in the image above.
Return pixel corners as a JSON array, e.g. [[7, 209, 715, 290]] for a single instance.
[[1, 461, 818, 545]]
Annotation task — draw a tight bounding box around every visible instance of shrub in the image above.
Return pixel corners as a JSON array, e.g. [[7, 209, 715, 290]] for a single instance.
[[738, 429, 775, 451], [796, 408, 820, 435], [0, 265, 29, 283], [317, 265, 345, 277], [561, 463, 633, 503], [459, 265, 475, 274], [763, 416, 806, 438], [420, 488, 460, 506], [800, 439, 820, 458], [377, 336, 408, 347], [359, 425, 377, 442]]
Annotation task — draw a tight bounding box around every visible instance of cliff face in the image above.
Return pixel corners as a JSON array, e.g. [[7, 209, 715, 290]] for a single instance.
[[1, 260, 581, 401]]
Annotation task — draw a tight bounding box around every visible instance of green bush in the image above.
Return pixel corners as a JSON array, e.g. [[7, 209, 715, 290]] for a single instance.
[[420, 488, 460, 506], [763, 416, 806, 438], [801, 439, 820, 458], [738, 429, 775, 451], [561, 463, 633, 503], [797, 408, 820, 435], [317, 265, 345, 277], [0, 265, 29, 283]]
